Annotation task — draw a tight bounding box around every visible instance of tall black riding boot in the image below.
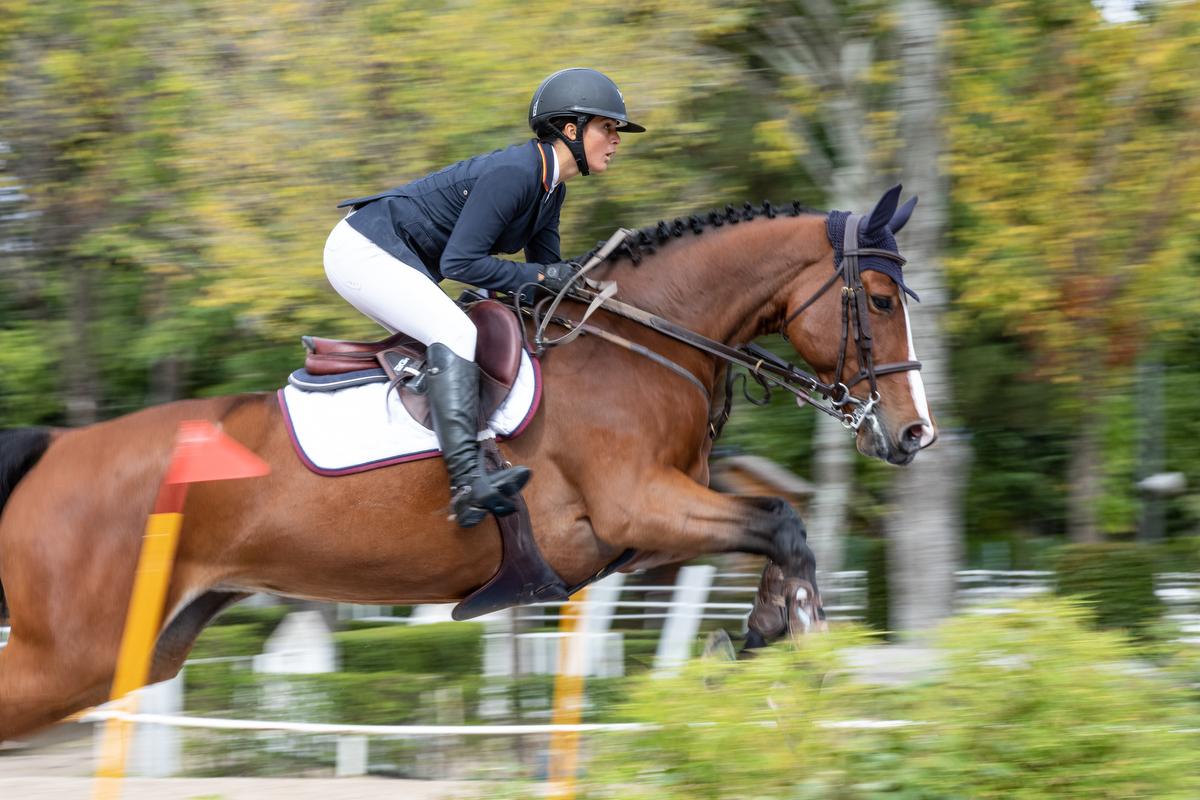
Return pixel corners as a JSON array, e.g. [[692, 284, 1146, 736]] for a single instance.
[[425, 343, 532, 527]]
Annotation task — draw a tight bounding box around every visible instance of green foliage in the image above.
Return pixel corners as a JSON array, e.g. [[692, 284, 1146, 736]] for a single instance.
[[210, 603, 290, 636], [946, 0, 1200, 539], [863, 536, 890, 632], [1054, 543, 1163, 631], [188, 623, 270, 660], [333, 621, 484, 676], [579, 601, 1200, 799], [185, 661, 261, 717]]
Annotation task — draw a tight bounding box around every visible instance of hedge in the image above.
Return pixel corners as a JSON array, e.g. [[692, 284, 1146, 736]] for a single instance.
[[574, 601, 1200, 800], [188, 623, 271, 660], [1054, 542, 1163, 631], [333, 621, 484, 676], [209, 603, 291, 634]]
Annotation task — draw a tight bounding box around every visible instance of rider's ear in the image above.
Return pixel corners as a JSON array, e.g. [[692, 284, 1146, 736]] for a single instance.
[[860, 184, 903, 237], [889, 196, 918, 234], [563, 122, 578, 141]]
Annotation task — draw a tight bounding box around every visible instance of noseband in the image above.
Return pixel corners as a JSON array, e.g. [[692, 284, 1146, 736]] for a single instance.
[[780, 212, 922, 430]]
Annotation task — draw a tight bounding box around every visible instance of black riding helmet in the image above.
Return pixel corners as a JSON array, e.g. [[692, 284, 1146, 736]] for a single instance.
[[528, 68, 645, 177]]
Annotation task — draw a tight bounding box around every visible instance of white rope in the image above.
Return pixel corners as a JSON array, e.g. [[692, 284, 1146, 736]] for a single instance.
[[78, 709, 919, 736], [79, 709, 650, 736]]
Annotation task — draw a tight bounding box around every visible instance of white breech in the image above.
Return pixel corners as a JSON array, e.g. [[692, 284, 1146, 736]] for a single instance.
[[323, 217, 477, 362]]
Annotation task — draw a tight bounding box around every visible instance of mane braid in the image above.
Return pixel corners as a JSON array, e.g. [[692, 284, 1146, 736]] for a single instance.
[[595, 199, 822, 266]]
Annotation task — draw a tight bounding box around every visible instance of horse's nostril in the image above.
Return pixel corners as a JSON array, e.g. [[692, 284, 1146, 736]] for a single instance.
[[901, 423, 927, 452]]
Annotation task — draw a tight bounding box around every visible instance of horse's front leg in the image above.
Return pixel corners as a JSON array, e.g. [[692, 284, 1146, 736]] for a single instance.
[[589, 471, 823, 647], [736, 497, 826, 647]]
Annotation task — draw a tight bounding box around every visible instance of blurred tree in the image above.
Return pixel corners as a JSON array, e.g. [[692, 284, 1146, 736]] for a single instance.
[[705, 0, 906, 577], [885, 0, 968, 631], [706, 0, 965, 632], [946, 0, 1200, 541], [0, 1, 243, 422]]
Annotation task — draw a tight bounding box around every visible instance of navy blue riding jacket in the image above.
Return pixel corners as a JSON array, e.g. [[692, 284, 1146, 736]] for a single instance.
[[337, 140, 565, 294]]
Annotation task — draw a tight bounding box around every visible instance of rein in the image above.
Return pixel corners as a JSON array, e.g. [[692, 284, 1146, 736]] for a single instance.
[[517, 215, 922, 437]]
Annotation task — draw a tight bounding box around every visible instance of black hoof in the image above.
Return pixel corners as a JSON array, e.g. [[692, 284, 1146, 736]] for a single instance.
[[741, 628, 770, 655]]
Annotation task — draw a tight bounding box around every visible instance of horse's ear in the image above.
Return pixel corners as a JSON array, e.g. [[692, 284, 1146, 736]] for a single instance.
[[859, 184, 903, 237], [889, 195, 918, 234]]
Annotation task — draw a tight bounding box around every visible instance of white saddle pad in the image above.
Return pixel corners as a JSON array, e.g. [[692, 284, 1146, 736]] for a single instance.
[[279, 351, 541, 475]]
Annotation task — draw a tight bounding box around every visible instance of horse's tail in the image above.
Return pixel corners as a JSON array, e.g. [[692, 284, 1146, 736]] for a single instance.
[[0, 427, 52, 621]]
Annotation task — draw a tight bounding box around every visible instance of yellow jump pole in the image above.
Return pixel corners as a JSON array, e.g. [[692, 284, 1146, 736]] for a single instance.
[[93, 421, 269, 800], [547, 587, 590, 800]]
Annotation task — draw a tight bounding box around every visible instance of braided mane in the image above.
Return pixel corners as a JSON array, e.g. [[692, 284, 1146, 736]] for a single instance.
[[597, 200, 824, 266]]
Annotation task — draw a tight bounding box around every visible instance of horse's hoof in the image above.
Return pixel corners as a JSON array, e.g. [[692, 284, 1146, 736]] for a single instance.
[[785, 578, 825, 637]]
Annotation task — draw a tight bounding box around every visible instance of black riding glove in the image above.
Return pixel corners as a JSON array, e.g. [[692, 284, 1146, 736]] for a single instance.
[[540, 261, 583, 293]]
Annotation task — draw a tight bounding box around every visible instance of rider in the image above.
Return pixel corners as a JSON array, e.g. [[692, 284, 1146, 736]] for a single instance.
[[324, 68, 645, 527]]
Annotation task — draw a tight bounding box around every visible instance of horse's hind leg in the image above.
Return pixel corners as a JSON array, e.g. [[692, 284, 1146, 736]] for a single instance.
[[591, 472, 822, 648], [0, 635, 112, 742]]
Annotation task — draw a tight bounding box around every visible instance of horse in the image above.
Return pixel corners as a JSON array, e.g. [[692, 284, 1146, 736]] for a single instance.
[[0, 185, 935, 741]]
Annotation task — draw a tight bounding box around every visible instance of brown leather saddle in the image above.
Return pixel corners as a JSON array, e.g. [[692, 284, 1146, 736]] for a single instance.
[[301, 300, 524, 428]]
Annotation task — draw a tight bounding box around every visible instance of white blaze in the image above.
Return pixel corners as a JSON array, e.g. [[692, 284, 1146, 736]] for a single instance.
[[902, 299, 936, 446]]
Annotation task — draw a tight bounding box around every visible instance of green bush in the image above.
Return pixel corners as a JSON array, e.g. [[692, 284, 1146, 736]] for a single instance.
[[1054, 543, 1162, 631], [188, 623, 271, 660], [333, 621, 484, 676], [1157, 536, 1200, 572], [185, 661, 260, 716], [210, 603, 290, 634], [864, 536, 890, 632], [577, 601, 1200, 800]]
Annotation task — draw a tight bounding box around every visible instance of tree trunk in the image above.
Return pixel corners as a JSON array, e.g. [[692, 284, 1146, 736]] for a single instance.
[[804, 47, 875, 577], [885, 0, 968, 633], [806, 413, 853, 573], [1067, 401, 1103, 543]]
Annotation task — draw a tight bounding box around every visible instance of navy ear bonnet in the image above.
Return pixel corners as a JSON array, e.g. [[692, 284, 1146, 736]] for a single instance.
[[826, 208, 920, 302]]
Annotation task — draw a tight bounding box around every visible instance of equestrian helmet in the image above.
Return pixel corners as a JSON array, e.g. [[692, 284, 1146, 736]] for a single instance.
[[528, 68, 646, 135], [529, 68, 643, 177]]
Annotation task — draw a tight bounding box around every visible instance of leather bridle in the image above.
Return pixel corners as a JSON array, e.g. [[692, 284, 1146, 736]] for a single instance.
[[779, 212, 922, 430], [517, 216, 923, 436]]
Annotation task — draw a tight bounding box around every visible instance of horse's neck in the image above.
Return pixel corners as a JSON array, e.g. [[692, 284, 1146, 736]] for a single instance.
[[606, 215, 830, 344]]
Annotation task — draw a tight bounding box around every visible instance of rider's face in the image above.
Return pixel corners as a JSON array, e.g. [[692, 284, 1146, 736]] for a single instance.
[[582, 117, 621, 174]]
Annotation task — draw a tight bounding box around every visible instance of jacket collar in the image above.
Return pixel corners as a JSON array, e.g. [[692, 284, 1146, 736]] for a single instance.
[[535, 141, 555, 194]]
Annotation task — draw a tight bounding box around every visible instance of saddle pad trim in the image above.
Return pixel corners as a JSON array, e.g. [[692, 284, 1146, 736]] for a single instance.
[[288, 367, 388, 392], [279, 352, 543, 477]]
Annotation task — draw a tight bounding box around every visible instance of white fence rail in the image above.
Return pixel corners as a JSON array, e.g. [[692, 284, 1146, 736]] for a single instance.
[[956, 570, 1054, 613], [1158, 572, 1200, 643], [337, 569, 869, 629]]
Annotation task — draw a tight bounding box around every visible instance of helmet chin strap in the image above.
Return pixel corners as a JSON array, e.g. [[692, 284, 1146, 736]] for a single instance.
[[548, 113, 591, 177]]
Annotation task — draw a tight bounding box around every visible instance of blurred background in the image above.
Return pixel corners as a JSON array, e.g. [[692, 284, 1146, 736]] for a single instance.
[[3, 0, 1200, 797]]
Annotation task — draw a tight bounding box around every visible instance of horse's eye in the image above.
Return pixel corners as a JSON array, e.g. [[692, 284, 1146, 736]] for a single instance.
[[871, 295, 893, 312]]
